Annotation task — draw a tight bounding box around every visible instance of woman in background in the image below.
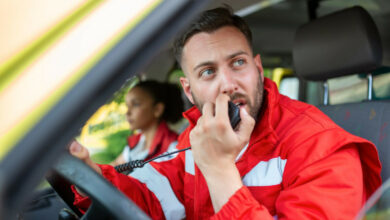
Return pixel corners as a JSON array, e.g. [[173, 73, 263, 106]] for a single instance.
[[111, 80, 184, 166]]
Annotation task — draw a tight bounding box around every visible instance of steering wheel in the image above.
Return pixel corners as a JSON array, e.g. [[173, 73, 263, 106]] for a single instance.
[[46, 152, 150, 220]]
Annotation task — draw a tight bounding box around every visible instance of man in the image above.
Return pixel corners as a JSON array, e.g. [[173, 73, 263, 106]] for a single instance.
[[70, 7, 382, 219]]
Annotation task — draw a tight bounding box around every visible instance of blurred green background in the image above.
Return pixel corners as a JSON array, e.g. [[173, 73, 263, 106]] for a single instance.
[[78, 77, 139, 164]]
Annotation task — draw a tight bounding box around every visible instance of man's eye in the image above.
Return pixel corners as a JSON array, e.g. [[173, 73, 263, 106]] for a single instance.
[[233, 59, 245, 67], [200, 68, 215, 77]]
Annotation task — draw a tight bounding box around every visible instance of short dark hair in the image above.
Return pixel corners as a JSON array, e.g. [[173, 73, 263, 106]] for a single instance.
[[134, 80, 184, 124], [173, 6, 253, 65]]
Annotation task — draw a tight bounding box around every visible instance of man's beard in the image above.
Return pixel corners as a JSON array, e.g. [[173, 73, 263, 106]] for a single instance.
[[191, 78, 264, 121]]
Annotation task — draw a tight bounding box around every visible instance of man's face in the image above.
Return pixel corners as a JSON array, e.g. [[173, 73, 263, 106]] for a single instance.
[[179, 26, 264, 119]]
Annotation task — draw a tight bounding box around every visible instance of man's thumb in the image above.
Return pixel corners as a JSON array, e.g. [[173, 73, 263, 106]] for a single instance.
[[237, 108, 255, 137]]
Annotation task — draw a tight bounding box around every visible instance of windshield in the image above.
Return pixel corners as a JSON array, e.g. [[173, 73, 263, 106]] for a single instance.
[[0, 0, 162, 160]]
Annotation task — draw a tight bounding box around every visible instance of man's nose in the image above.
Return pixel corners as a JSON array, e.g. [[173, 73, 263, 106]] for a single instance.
[[220, 69, 238, 95]]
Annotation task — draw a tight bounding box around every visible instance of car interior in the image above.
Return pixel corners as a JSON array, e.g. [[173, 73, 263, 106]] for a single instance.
[[293, 5, 389, 181], [1, 0, 390, 219]]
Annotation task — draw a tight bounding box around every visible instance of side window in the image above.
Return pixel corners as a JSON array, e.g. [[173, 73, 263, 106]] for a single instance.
[[328, 74, 367, 104], [372, 71, 390, 100], [303, 70, 390, 106], [328, 71, 390, 105], [78, 76, 139, 164], [279, 77, 299, 100], [268, 67, 300, 100]]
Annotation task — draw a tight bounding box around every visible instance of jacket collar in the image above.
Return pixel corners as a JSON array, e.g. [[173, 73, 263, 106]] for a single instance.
[[128, 121, 170, 155], [148, 121, 170, 155]]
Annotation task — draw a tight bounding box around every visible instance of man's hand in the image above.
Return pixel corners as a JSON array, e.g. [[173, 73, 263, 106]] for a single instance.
[[190, 94, 255, 173], [189, 94, 255, 212], [69, 140, 102, 175]]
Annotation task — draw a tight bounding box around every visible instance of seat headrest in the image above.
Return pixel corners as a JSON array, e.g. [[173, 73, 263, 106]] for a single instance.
[[293, 6, 382, 81]]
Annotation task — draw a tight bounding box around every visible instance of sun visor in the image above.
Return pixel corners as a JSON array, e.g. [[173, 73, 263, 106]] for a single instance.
[[293, 6, 382, 81]]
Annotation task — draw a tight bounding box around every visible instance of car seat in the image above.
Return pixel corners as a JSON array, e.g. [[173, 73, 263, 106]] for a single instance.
[[293, 6, 390, 180]]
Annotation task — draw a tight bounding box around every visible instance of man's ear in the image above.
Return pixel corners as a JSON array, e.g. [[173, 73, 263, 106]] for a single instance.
[[179, 77, 194, 104], [254, 54, 264, 82], [154, 102, 165, 119]]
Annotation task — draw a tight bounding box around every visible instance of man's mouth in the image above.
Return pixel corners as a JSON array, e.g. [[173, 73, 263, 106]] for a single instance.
[[232, 99, 246, 108]]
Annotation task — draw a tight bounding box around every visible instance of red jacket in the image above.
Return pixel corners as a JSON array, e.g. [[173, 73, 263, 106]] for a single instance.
[[73, 78, 382, 219], [127, 121, 178, 161]]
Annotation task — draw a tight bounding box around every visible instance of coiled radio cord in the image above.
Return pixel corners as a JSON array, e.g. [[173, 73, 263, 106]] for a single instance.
[[114, 147, 191, 173]]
